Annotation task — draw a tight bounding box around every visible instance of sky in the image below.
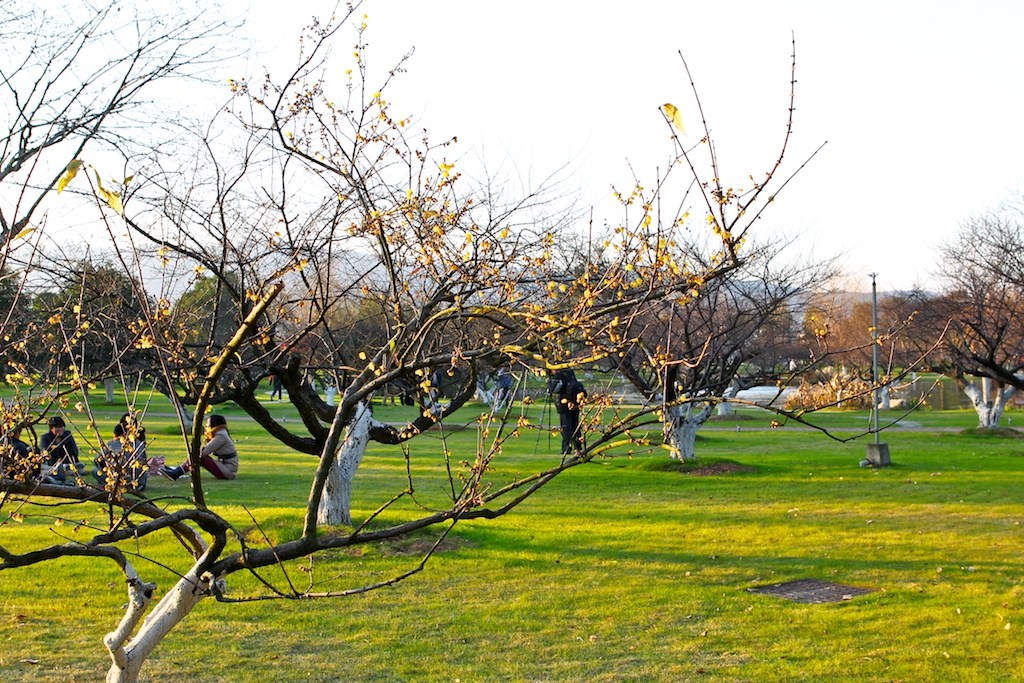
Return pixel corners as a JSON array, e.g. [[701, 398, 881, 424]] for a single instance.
[[238, 0, 1024, 291]]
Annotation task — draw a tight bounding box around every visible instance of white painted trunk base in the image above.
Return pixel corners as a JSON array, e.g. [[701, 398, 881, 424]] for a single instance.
[[104, 562, 215, 683], [962, 381, 1015, 429], [665, 403, 712, 461], [317, 402, 373, 526]]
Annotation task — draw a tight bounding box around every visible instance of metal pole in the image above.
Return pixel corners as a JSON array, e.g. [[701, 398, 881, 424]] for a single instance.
[[870, 272, 880, 444]]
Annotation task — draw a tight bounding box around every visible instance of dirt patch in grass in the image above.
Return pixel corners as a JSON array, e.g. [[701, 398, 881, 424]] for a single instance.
[[636, 457, 756, 476], [686, 461, 757, 476], [959, 427, 1024, 438], [380, 535, 468, 556]]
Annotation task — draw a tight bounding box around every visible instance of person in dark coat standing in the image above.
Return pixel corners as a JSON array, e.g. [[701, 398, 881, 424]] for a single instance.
[[548, 369, 587, 455], [493, 367, 513, 411]]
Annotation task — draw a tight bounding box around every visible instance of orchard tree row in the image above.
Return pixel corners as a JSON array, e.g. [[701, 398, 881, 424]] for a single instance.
[[0, 2, 1018, 681]]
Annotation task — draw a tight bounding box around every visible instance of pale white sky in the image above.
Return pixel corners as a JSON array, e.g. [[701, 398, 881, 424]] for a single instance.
[[239, 0, 1024, 291]]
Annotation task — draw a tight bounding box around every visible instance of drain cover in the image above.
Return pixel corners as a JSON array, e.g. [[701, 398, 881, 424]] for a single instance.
[[747, 578, 873, 603]]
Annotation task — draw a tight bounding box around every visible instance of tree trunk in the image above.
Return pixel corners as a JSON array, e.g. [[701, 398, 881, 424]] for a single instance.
[[716, 383, 740, 416], [317, 401, 372, 526], [104, 562, 214, 683], [664, 403, 712, 461], [476, 378, 495, 408], [105, 377, 117, 403], [962, 380, 1015, 429]]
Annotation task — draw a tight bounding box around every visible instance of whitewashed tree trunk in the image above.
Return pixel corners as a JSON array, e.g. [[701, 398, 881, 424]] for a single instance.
[[317, 401, 373, 526], [665, 403, 712, 461], [716, 383, 740, 416], [104, 558, 216, 683], [878, 384, 891, 410], [962, 381, 1016, 429], [476, 378, 495, 408]]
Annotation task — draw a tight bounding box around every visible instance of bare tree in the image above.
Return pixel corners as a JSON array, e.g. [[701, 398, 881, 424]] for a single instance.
[[611, 240, 830, 460], [1, 12, 824, 683], [907, 200, 1024, 427], [789, 287, 924, 411], [0, 0, 230, 248]]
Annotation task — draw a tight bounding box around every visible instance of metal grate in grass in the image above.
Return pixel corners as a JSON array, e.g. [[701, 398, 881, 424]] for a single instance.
[[747, 578, 873, 604]]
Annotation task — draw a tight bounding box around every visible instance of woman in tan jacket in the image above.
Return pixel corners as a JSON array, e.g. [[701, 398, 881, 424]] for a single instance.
[[160, 414, 238, 481]]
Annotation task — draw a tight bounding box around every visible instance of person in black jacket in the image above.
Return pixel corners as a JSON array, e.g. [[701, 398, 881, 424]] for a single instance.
[[547, 368, 587, 455], [0, 426, 35, 481], [40, 416, 84, 482]]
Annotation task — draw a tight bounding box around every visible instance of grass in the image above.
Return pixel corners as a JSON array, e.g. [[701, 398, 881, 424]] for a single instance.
[[1, 399, 1023, 682]]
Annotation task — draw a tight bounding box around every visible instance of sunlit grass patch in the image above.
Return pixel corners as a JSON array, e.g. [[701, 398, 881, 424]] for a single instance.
[[1, 410, 1023, 682]]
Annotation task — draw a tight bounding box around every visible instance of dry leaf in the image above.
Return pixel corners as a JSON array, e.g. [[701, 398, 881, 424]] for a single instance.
[[661, 103, 685, 133]]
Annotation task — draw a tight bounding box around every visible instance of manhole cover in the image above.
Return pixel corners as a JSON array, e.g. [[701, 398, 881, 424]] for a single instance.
[[747, 578, 873, 604]]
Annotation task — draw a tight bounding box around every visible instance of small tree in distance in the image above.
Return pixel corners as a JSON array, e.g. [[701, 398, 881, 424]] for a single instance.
[[904, 199, 1024, 428], [611, 238, 833, 460]]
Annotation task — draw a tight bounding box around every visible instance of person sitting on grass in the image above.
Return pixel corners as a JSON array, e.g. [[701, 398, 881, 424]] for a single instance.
[[40, 416, 85, 483], [93, 423, 149, 492], [160, 414, 238, 481], [0, 426, 37, 481]]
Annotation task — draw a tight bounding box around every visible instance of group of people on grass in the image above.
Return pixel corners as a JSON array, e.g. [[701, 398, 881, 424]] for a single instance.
[[490, 365, 590, 455], [0, 364, 591, 491], [0, 413, 239, 490], [485, 366, 588, 455]]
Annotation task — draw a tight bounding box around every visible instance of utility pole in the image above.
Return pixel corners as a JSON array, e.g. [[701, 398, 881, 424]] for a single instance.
[[872, 272, 880, 444], [863, 272, 891, 467]]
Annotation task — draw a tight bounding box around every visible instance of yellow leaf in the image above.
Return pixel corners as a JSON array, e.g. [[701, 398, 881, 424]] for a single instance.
[[94, 170, 124, 216], [661, 103, 685, 134], [13, 227, 35, 241], [105, 191, 124, 216], [57, 160, 84, 193]]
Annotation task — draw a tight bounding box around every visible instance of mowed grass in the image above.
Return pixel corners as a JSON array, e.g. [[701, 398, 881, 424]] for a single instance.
[[1, 403, 1023, 682]]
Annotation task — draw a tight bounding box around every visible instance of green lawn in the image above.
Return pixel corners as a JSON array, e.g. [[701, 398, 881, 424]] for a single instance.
[[1, 402, 1023, 682]]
